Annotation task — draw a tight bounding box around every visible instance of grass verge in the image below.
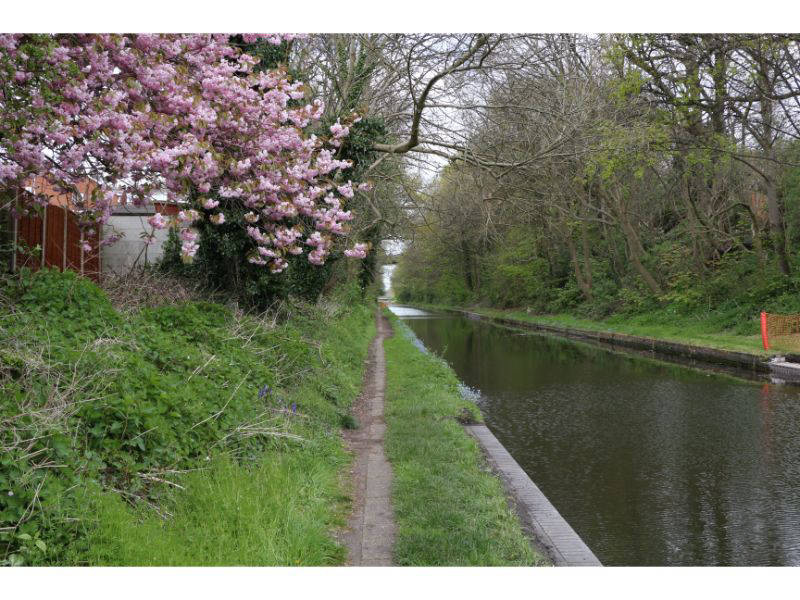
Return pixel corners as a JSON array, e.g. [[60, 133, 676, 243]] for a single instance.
[[382, 313, 548, 566]]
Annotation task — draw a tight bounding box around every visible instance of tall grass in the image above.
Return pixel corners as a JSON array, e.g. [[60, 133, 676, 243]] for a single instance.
[[77, 445, 349, 566], [1, 269, 375, 565]]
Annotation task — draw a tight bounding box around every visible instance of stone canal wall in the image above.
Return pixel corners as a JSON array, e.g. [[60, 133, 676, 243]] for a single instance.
[[466, 424, 602, 566]]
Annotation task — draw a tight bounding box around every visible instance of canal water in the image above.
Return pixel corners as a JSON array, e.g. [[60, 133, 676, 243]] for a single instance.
[[395, 308, 800, 566]]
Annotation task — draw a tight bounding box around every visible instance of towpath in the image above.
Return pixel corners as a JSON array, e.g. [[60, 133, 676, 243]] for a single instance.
[[342, 312, 395, 565]]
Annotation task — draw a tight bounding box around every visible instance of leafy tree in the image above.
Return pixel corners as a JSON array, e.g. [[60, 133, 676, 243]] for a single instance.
[[0, 34, 367, 297]]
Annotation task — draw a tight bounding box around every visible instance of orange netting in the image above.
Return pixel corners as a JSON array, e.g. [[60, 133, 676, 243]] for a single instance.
[[761, 312, 800, 350]]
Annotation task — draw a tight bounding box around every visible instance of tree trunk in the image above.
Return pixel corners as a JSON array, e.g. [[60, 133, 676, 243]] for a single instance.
[[566, 229, 592, 301], [619, 216, 663, 296], [765, 174, 791, 276], [581, 222, 593, 294], [746, 204, 766, 279], [754, 47, 791, 276], [681, 166, 724, 262], [460, 237, 474, 291]]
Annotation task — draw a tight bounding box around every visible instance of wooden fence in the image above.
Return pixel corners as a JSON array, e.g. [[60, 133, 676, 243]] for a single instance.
[[12, 204, 101, 281]]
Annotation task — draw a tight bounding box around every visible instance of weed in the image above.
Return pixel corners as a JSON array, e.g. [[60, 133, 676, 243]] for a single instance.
[[0, 269, 374, 565]]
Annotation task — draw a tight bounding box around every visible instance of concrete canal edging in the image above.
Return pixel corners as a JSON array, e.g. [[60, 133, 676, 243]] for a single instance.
[[443, 308, 774, 375], [465, 424, 602, 566]]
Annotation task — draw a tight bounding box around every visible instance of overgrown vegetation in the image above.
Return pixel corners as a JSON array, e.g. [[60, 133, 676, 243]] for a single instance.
[[0, 268, 374, 565], [394, 35, 800, 344], [382, 314, 547, 566], [397, 249, 800, 352]]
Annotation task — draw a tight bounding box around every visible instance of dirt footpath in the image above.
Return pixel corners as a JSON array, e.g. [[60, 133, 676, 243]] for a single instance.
[[341, 312, 395, 566]]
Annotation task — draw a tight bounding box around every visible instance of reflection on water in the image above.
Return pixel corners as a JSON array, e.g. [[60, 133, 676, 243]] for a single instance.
[[388, 305, 433, 318], [402, 314, 800, 566]]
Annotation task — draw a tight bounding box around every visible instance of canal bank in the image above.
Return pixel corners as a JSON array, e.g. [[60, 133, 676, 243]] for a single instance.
[[384, 308, 602, 566], [416, 305, 784, 380], [465, 423, 601, 566], [381, 311, 551, 566]]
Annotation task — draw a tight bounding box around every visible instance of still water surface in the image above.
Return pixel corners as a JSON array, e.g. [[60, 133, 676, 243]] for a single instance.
[[397, 309, 800, 566]]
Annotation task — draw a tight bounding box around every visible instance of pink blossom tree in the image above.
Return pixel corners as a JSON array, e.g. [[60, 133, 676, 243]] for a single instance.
[[0, 34, 367, 274]]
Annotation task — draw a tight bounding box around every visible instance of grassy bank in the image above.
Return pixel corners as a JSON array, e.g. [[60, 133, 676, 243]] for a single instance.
[[382, 314, 548, 566], [407, 302, 780, 356], [0, 269, 374, 565]]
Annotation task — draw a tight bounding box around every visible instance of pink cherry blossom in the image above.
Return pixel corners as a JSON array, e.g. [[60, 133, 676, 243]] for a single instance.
[[147, 213, 168, 230], [337, 181, 354, 199], [177, 210, 201, 226], [344, 243, 368, 259], [0, 34, 362, 272]]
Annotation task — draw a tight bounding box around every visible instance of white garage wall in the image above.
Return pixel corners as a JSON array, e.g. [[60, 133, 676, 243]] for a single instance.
[[102, 214, 171, 274]]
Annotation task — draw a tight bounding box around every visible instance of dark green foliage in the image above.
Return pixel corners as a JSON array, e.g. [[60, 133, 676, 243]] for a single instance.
[[189, 202, 289, 308], [331, 117, 386, 180], [481, 228, 554, 311], [228, 35, 292, 73], [395, 180, 800, 339], [0, 269, 374, 565], [286, 252, 337, 302], [324, 116, 388, 294]]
